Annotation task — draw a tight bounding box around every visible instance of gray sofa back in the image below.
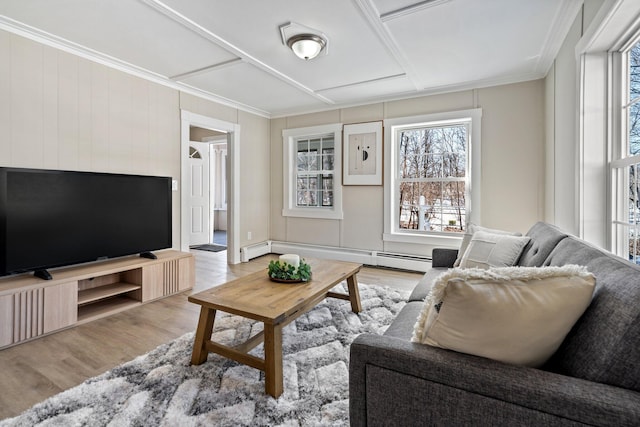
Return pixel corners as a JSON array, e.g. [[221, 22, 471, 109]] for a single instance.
[[517, 221, 568, 267], [542, 235, 640, 393]]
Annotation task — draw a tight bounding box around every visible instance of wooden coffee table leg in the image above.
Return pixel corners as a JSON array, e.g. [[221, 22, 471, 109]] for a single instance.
[[347, 274, 362, 313], [263, 322, 283, 398], [191, 306, 216, 365]]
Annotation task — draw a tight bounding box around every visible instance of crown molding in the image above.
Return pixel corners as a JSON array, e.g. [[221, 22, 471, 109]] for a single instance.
[[536, 0, 583, 75]]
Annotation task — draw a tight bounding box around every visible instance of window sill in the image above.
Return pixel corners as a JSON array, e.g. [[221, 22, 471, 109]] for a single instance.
[[282, 208, 344, 220], [383, 232, 463, 247]]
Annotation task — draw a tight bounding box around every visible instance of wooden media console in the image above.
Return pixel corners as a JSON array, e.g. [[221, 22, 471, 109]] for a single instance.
[[0, 250, 194, 349]]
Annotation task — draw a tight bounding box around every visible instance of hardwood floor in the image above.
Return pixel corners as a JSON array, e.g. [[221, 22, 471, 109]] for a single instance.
[[0, 250, 424, 420]]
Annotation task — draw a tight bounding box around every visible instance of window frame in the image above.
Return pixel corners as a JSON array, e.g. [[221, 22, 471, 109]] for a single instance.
[[574, 0, 640, 256], [610, 33, 640, 261], [282, 123, 343, 219], [383, 109, 482, 246]]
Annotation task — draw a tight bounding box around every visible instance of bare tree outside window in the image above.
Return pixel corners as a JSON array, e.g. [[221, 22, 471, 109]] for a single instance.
[[397, 124, 468, 233], [628, 43, 640, 261], [629, 41, 640, 156]]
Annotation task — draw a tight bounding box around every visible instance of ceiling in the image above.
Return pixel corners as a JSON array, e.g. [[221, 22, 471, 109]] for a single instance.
[[0, 0, 582, 118]]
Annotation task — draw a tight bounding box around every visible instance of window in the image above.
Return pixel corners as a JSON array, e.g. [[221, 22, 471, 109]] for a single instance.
[[384, 109, 481, 244], [296, 136, 334, 207], [398, 124, 468, 233], [612, 38, 640, 263], [282, 124, 343, 219]]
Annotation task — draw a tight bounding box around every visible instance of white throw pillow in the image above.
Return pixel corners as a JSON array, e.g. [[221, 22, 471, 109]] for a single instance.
[[453, 224, 522, 267], [411, 265, 596, 367], [459, 230, 530, 269]]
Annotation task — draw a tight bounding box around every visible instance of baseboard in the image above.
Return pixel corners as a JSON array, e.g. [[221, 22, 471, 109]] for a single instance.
[[240, 241, 432, 272]]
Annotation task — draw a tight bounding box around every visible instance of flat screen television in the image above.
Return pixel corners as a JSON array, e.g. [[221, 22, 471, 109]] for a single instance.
[[0, 167, 172, 279]]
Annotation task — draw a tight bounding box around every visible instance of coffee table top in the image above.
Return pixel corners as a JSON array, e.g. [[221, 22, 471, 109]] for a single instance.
[[188, 258, 361, 324]]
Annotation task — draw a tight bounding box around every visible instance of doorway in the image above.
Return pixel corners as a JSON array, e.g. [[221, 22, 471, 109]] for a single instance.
[[208, 139, 228, 247], [187, 131, 227, 251], [180, 110, 240, 264]]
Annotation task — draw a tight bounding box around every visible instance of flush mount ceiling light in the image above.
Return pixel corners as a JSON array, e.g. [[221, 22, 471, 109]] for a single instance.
[[280, 22, 329, 61], [286, 33, 327, 60]]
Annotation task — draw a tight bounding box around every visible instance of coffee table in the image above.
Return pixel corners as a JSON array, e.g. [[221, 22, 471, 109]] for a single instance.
[[188, 258, 362, 398]]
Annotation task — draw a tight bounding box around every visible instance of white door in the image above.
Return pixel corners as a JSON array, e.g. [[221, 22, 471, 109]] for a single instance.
[[188, 141, 210, 246]]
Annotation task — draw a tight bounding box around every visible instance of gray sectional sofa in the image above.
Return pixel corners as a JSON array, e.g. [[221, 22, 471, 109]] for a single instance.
[[349, 222, 640, 426]]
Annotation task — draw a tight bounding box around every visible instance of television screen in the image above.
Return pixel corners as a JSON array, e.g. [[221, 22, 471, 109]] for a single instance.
[[0, 167, 172, 278]]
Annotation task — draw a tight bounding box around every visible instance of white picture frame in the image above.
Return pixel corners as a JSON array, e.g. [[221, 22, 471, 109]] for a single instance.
[[343, 121, 383, 185]]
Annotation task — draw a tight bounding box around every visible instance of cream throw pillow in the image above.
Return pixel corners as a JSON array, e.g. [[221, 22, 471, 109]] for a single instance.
[[453, 224, 523, 267], [459, 230, 530, 269], [411, 265, 596, 367]]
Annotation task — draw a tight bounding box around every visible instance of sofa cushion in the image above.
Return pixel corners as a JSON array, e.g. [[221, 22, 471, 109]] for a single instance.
[[383, 301, 424, 340], [453, 224, 523, 267], [543, 237, 640, 392], [411, 265, 595, 367], [517, 221, 568, 267], [408, 268, 445, 302], [459, 231, 530, 269]]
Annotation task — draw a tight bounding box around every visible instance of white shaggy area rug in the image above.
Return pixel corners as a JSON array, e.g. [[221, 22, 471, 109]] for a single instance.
[[1, 283, 409, 427]]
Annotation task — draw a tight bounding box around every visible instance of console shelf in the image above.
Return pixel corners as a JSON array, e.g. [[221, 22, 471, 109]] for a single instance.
[[78, 282, 141, 306], [0, 250, 195, 349], [78, 296, 141, 323]]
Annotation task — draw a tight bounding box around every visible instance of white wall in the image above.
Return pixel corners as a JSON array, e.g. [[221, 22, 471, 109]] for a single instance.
[[270, 80, 546, 257], [547, 11, 582, 235], [544, 0, 606, 237], [0, 30, 271, 253]]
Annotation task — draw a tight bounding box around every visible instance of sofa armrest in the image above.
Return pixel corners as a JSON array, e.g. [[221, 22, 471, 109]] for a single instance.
[[349, 334, 640, 426], [431, 248, 458, 268]]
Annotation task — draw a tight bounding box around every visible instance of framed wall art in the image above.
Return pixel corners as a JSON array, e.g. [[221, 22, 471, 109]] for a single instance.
[[343, 121, 383, 185]]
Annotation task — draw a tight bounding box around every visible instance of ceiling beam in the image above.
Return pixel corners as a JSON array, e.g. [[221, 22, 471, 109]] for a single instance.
[[379, 0, 452, 22], [352, 0, 423, 91], [169, 59, 244, 81]]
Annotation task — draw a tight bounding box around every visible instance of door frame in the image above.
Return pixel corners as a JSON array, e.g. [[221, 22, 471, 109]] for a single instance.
[[205, 137, 228, 241], [180, 110, 240, 264]]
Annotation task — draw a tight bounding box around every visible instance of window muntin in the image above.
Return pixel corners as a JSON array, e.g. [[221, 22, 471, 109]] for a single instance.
[[396, 122, 469, 234]]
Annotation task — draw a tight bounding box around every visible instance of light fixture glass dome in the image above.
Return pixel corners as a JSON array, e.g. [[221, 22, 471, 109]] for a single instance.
[[287, 34, 326, 60]]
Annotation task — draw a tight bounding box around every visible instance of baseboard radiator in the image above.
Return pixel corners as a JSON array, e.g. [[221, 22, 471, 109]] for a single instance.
[[374, 251, 433, 272], [240, 241, 272, 262], [240, 241, 432, 272]]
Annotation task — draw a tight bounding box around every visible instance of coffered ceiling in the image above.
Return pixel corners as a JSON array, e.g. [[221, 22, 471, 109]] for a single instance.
[[0, 0, 582, 118]]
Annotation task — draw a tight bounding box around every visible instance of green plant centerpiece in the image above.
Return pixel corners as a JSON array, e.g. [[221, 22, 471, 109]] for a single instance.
[[268, 258, 312, 282]]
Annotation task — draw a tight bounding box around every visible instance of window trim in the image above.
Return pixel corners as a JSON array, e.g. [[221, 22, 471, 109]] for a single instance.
[[576, 0, 640, 255], [383, 109, 482, 245], [282, 123, 343, 219]]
